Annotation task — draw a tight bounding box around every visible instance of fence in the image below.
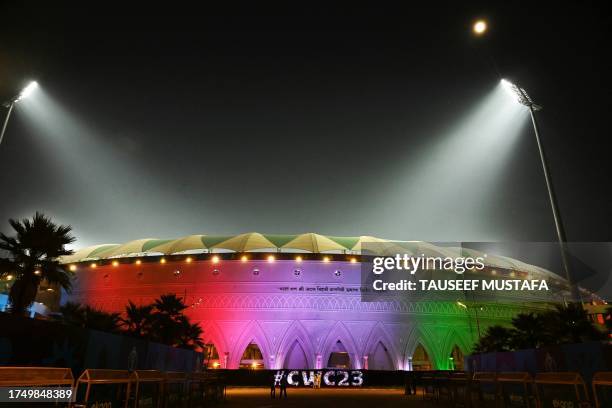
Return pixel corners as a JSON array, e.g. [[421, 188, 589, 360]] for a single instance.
[[534, 372, 590, 408], [407, 370, 612, 407], [3, 367, 612, 407], [0, 367, 226, 408], [592, 371, 612, 408], [0, 367, 74, 407]]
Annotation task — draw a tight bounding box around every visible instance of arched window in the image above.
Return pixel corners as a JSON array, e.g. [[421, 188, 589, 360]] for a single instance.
[[239, 342, 264, 369], [283, 340, 308, 369], [450, 345, 464, 371], [203, 343, 220, 368], [327, 340, 350, 369], [412, 343, 432, 371], [369, 341, 394, 370]]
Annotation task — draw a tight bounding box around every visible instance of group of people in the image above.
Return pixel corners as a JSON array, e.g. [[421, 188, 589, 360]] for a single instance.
[[270, 372, 324, 399]]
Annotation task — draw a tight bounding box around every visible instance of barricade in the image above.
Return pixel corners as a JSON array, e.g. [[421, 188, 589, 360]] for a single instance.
[[592, 372, 612, 408], [450, 371, 471, 407], [419, 371, 436, 400], [471, 371, 498, 408], [164, 372, 188, 408], [73, 369, 136, 408], [188, 372, 225, 406], [434, 371, 452, 402], [133, 370, 164, 408], [534, 372, 590, 408], [497, 372, 534, 408], [0, 367, 74, 407]]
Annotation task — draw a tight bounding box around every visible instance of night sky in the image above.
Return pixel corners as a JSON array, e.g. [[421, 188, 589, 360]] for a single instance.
[[0, 2, 610, 248]]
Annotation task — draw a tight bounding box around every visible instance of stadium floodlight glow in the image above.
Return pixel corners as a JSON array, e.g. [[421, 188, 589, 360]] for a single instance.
[[501, 79, 542, 111], [501, 78, 576, 302], [1, 81, 39, 146], [14, 81, 38, 103]]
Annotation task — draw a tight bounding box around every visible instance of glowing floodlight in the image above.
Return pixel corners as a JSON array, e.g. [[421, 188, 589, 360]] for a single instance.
[[13, 81, 39, 103], [473, 20, 487, 35], [1, 81, 39, 146], [501, 78, 573, 298], [500, 79, 542, 111]]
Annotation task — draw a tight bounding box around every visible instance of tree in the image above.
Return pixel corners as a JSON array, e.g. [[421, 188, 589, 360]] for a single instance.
[[59, 301, 87, 326], [60, 294, 205, 351], [543, 303, 606, 344], [177, 320, 205, 350], [0, 213, 75, 315], [509, 312, 551, 349], [121, 294, 205, 350], [472, 303, 606, 354], [59, 302, 121, 333], [121, 301, 153, 337], [149, 294, 190, 345], [473, 325, 513, 353]]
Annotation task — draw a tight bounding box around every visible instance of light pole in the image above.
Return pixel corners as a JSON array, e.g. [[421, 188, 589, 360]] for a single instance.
[[457, 301, 482, 340], [0, 81, 38, 146], [501, 79, 578, 303]]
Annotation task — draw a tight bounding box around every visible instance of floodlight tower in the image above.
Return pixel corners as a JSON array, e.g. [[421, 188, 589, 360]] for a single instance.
[[0, 81, 38, 146], [501, 79, 578, 302]]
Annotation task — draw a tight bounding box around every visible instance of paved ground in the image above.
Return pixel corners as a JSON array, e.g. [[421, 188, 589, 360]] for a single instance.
[[224, 387, 437, 408]]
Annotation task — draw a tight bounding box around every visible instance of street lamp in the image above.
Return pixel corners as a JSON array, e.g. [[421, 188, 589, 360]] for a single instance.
[[0, 81, 38, 146], [501, 78, 576, 302]]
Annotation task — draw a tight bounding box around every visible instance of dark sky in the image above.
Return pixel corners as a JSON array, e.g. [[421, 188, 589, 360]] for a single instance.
[[0, 2, 610, 248]]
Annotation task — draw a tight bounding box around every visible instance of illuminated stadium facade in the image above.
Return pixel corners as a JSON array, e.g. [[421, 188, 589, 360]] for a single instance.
[[60, 233, 565, 371]]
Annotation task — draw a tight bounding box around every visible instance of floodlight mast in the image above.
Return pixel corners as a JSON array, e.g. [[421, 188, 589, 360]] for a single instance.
[[0, 102, 15, 146], [502, 79, 578, 303], [0, 81, 38, 146]]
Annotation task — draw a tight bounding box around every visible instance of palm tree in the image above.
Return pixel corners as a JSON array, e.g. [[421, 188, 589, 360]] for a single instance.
[[0, 212, 75, 315], [509, 312, 551, 349], [153, 294, 188, 317], [177, 320, 205, 350], [59, 301, 121, 333], [81, 305, 122, 333], [121, 301, 153, 337], [147, 294, 205, 349], [148, 294, 188, 345], [544, 303, 605, 344], [59, 301, 87, 326], [473, 325, 513, 353]]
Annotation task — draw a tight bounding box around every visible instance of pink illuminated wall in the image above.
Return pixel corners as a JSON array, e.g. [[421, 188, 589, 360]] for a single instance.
[[65, 258, 506, 370]]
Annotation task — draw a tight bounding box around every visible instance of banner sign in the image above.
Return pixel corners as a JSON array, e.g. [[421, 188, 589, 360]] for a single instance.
[[273, 370, 364, 387]]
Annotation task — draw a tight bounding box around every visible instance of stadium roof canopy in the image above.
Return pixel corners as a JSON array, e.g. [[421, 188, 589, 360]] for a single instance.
[[59, 232, 559, 280]]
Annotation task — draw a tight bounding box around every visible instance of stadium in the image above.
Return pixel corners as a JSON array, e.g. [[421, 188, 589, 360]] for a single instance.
[[59, 232, 569, 371]]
